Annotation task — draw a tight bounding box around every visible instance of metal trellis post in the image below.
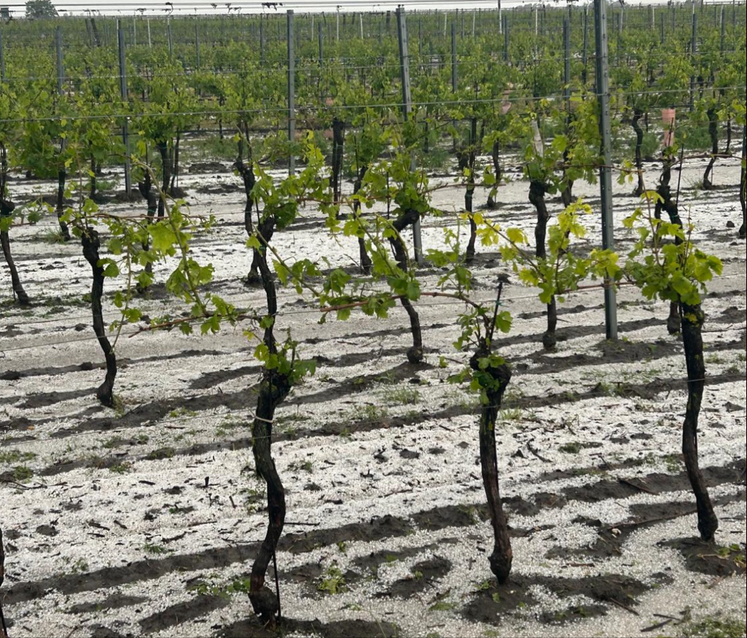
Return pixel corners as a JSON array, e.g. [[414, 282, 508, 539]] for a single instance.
[[594, 0, 618, 341], [118, 21, 132, 198], [396, 7, 424, 266], [288, 10, 296, 176]]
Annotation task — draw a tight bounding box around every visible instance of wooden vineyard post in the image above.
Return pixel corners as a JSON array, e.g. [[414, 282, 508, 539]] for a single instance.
[[0, 31, 4, 83], [582, 5, 588, 85], [396, 6, 424, 265], [594, 0, 618, 341], [118, 21, 132, 199], [167, 18, 173, 57], [287, 10, 296, 176], [147, 18, 151, 48]]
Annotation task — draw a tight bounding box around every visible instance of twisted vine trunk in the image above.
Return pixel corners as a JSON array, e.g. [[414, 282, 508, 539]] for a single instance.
[[459, 119, 478, 263], [330, 118, 345, 205], [529, 180, 556, 349], [136, 171, 158, 293], [81, 228, 117, 407], [702, 107, 719, 190], [89, 156, 98, 201], [56, 169, 71, 241], [1, 199, 30, 306], [680, 303, 719, 541], [470, 342, 512, 584], [353, 164, 372, 274], [157, 141, 170, 218], [658, 173, 719, 540], [388, 208, 423, 364], [487, 139, 502, 209], [249, 219, 291, 626], [170, 132, 181, 195], [631, 109, 645, 197], [236, 136, 261, 284], [655, 160, 682, 335], [560, 152, 574, 208]]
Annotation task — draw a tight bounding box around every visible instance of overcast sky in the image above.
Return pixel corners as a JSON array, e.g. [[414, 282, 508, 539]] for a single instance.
[[11, 0, 692, 18]]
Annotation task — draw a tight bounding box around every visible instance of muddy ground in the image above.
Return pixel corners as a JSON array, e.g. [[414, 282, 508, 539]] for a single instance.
[[0, 152, 745, 638]]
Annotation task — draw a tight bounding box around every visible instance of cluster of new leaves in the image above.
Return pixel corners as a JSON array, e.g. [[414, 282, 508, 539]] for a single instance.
[[622, 195, 723, 306]]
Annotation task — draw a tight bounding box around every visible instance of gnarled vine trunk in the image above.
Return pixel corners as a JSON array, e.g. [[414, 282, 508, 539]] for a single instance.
[[529, 179, 556, 349], [459, 119, 478, 263], [236, 135, 261, 285], [388, 208, 423, 364], [56, 168, 71, 241], [680, 303, 719, 541], [655, 159, 682, 335], [157, 141, 170, 218], [658, 173, 719, 541], [470, 340, 513, 584], [353, 164, 372, 274], [702, 106, 719, 190], [1, 197, 30, 306], [330, 118, 345, 205], [248, 218, 292, 626], [81, 227, 117, 407], [487, 139, 502, 209], [136, 170, 158, 294]]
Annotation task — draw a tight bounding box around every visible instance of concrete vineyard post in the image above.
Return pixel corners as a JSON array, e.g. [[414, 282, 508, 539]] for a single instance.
[[117, 21, 132, 198], [287, 10, 295, 176], [396, 7, 423, 265], [594, 0, 618, 341], [56, 26, 63, 95]]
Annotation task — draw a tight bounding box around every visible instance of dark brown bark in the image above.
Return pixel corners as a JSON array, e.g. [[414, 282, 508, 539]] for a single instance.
[[702, 107, 718, 190], [680, 303, 719, 541], [631, 109, 645, 196], [249, 219, 291, 626], [81, 227, 117, 407], [655, 160, 682, 334], [459, 119, 479, 263], [353, 164, 372, 274], [487, 139, 502, 209], [470, 341, 513, 584], [136, 171, 158, 294], [170, 132, 181, 195], [330, 118, 345, 205], [56, 169, 71, 241], [388, 207, 423, 364], [236, 136, 261, 284], [157, 141, 170, 218], [1, 199, 30, 306], [89, 156, 97, 201], [529, 179, 557, 349], [529, 180, 549, 260]]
